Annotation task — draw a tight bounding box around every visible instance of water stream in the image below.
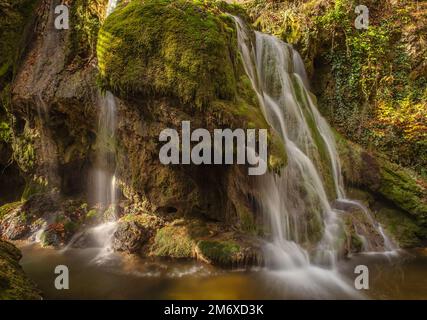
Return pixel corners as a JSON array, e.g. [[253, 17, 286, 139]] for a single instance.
[[18, 243, 427, 299], [67, 1, 120, 261], [11, 4, 418, 300], [232, 16, 397, 296]]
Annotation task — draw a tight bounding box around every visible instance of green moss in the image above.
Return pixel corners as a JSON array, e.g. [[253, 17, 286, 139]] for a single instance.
[[197, 239, 240, 266], [11, 121, 38, 173], [39, 229, 60, 248], [375, 206, 426, 248], [336, 130, 427, 227], [151, 223, 195, 258], [98, 0, 238, 108], [66, 0, 108, 65], [238, 209, 258, 235], [64, 220, 80, 234], [121, 212, 162, 230], [0, 0, 39, 87], [21, 179, 47, 201], [291, 74, 335, 198], [350, 233, 364, 252], [0, 201, 21, 221], [0, 120, 11, 143], [86, 209, 98, 219], [377, 158, 427, 224], [0, 240, 41, 299]]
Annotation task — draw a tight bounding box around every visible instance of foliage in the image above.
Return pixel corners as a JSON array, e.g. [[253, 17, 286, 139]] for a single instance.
[[67, 0, 108, 66], [245, 0, 427, 177], [0, 120, 11, 143]]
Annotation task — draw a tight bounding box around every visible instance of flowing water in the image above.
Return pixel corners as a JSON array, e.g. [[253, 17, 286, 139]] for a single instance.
[[82, 2, 120, 257], [232, 16, 398, 296], [17, 243, 427, 299], [14, 6, 421, 300]]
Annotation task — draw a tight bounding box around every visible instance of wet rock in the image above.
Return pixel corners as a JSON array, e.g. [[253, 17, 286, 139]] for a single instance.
[[112, 213, 164, 253], [149, 218, 264, 267], [113, 221, 150, 254], [0, 240, 42, 299], [195, 237, 263, 268], [0, 202, 30, 240], [68, 230, 99, 249], [39, 225, 63, 247]]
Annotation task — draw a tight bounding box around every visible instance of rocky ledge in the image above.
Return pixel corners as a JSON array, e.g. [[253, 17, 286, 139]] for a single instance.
[[0, 239, 42, 299]]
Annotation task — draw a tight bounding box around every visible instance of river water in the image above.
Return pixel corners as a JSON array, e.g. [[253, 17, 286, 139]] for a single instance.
[[18, 244, 427, 299]]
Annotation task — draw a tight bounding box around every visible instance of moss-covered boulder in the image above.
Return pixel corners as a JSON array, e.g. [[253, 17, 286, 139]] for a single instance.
[[98, 0, 239, 107], [335, 132, 427, 245], [96, 0, 285, 231], [0, 194, 91, 245], [196, 240, 240, 265], [0, 240, 41, 299], [149, 218, 263, 267], [336, 133, 427, 221], [151, 220, 196, 258], [113, 213, 164, 253], [375, 206, 427, 248]]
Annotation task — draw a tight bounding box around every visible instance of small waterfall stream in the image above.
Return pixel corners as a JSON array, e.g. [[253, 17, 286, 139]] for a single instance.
[[233, 16, 396, 297], [64, 1, 120, 262], [89, 0, 120, 262]]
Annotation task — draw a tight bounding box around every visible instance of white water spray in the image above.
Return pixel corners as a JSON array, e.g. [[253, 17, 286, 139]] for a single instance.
[[233, 16, 395, 297], [84, 1, 120, 258]]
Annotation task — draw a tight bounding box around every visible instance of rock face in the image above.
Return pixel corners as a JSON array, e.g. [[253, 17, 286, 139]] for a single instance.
[[112, 216, 156, 254], [97, 0, 286, 224], [0, 0, 279, 267], [244, 0, 426, 175], [0, 0, 426, 275], [242, 0, 427, 247], [0, 240, 41, 299], [336, 133, 427, 247]]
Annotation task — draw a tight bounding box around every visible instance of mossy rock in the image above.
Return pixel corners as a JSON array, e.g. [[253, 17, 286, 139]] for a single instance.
[[335, 131, 427, 226], [113, 213, 164, 253], [21, 178, 48, 201], [0, 240, 41, 299], [0, 0, 39, 86], [196, 239, 240, 266], [375, 206, 427, 248], [151, 221, 196, 258], [0, 201, 21, 221], [98, 0, 238, 107], [39, 228, 61, 247], [66, 0, 108, 66]]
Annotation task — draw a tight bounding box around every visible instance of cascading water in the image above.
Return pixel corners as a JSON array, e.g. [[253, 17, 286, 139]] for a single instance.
[[68, 1, 120, 262], [233, 16, 396, 297], [90, 0, 120, 261], [93, 90, 118, 216], [106, 0, 119, 16]]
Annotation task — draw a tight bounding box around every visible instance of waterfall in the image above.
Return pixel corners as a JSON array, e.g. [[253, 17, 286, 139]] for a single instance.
[[81, 0, 120, 260], [233, 16, 396, 296], [106, 0, 119, 16], [93, 91, 118, 216]]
